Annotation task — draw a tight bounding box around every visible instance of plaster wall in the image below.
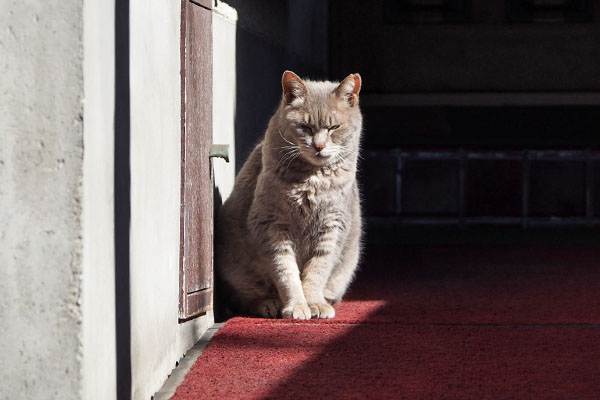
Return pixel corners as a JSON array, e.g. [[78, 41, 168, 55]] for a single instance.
[[129, 2, 213, 398], [81, 0, 116, 398], [0, 1, 84, 399], [213, 2, 238, 202]]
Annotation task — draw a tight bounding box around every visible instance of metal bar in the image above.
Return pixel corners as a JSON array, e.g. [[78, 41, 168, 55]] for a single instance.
[[586, 150, 594, 226], [464, 217, 522, 225], [361, 92, 600, 107], [368, 149, 600, 162], [399, 151, 461, 160], [368, 216, 461, 226], [458, 148, 466, 227], [522, 151, 530, 229], [528, 150, 600, 161], [375, 148, 600, 227], [367, 216, 600, 227], [395, 154, 403, 215], [209, 144, 230, 162], [466, 152, 522, 160]]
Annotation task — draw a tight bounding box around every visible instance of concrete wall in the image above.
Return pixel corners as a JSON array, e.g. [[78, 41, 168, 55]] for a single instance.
[[0, 2, 84, 399], [0, 1, 252, 398], [81, 0, 116, 398], [129, 1, 213, 398]]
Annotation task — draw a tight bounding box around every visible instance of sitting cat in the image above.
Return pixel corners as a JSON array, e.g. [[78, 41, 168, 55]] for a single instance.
[[216, 71, 363, 319]]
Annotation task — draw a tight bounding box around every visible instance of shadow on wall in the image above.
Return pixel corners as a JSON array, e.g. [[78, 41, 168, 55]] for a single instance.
[[114, 0, 131, 398], [227, 0, 330, 171], [212, 184, 230, 322]]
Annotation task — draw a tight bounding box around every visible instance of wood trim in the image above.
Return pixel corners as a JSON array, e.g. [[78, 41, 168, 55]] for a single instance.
[[178, 0, 187, 320], [179, 0, 214, 320], [181, 290, 213, 321], [190, 0, 213, 10]]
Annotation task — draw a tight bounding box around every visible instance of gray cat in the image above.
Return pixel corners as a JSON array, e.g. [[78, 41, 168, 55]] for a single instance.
[[216, 71, 363, 319]]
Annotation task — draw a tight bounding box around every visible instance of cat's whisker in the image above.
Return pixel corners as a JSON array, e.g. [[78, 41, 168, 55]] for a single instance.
[[278, 151, 294, 169], [284, 151, 301, 174], [277, 126, 297, 147], [334, 146, 362, 163], [276, 149, 291, 167], [276, 153, 293, 169], [345, 148, 361, 157], [275, 145, 298, 155], [277, 148, 299, 170]]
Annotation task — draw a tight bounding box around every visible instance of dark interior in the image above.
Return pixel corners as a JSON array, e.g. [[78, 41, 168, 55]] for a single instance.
[[224, 0, 600, 242], [203, 2, 600, 396], [329, 0, 600, 235], [363, 106, 600, 148]]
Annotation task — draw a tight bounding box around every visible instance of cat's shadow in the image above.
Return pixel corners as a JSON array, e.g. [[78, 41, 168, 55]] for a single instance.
[[213, 184, 236, 323]]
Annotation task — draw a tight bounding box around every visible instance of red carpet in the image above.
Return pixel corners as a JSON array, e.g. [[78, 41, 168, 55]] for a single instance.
[[173, 245, 600, 399]]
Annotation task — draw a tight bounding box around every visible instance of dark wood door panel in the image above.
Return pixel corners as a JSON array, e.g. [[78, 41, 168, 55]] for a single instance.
[[180, 0, 213, 320]]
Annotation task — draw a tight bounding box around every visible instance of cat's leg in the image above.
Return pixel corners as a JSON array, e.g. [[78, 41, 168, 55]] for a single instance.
[[269, 239, 311, 320], [302, 258, 336, 318], [323, 211, 362, 304], [301, 229, 341, 319], [249, 198, 310, 319], [323, 239, 360, 304]]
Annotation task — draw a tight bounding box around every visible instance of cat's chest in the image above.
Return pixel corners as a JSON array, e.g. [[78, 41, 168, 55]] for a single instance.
[[288, 173, 336, 211]]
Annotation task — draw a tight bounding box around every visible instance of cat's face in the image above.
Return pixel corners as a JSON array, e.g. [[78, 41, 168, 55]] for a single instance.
[[280, 71, 362, 167]]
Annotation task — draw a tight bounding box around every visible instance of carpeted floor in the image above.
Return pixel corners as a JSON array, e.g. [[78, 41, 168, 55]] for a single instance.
[[172, 244, 600, 399]]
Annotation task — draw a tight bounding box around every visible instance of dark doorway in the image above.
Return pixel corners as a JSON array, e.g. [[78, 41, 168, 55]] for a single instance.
[[330, 0, 600, 232]]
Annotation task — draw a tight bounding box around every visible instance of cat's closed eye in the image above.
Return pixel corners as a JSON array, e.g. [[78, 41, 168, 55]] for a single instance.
[[299, 123, 313, 134], [328, 125, 340, 131]]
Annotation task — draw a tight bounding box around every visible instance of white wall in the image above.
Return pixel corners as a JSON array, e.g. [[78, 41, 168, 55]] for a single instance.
[[213, 1, 238, 202], [82, 0, 116, 398], [129, 1, 213, 398], [0, 2, 84, 399]]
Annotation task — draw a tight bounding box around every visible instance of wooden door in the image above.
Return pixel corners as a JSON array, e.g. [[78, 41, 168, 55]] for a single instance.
[[179, 0, 213, 320]]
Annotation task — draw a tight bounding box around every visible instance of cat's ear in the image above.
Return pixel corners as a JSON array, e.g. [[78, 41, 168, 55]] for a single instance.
[[334, 73, 361, 107], [282, 70, 307, 105]]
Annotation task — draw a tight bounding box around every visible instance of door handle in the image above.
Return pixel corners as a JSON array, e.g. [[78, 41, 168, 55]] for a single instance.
[[209, 144, 230, 163]]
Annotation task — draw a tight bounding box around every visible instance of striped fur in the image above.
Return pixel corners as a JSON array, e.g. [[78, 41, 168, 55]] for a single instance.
[[216, 71, 363, 319]]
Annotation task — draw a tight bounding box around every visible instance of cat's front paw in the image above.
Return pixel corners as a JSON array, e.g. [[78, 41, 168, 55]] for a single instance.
[[308, 302, 335, 319], [281, 303, 311, 320]]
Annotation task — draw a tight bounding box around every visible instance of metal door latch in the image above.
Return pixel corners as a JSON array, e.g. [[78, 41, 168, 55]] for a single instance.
[[209, 144, 230, 162]]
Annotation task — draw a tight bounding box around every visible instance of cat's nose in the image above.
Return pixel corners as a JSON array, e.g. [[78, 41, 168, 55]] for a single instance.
[[314, 143, 325, 152]]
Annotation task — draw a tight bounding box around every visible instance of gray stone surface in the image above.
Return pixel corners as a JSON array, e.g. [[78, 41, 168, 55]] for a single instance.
[[0, 1, 84, 400]]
